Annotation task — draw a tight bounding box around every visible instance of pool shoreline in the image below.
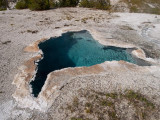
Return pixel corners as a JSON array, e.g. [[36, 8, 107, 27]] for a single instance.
[[12, 29, 155, 112]]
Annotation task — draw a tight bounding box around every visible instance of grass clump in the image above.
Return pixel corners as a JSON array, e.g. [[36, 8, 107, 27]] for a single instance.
[[58, 0, 79, 7], [15, 0, 50, 10], [108, 111, 117, 120], [67, 97, 79, 113], [15, 0, 29, 9], [85, 102, 93, 114], [123, 0, 160, 14], [65, 89, 158, 120], [106, 93, 118, 99], [85, 107, 92, 113], [79, 0, 111, 10], [125, 90, 155, 109], [15, 0, 80, 10], [29, 0, 50, 10], [49, 0, 59, 8], [85, 102, 92, 108], [15, 0, 111, 11], [101, 100, 114, 107], [73, 97, 79, 108]]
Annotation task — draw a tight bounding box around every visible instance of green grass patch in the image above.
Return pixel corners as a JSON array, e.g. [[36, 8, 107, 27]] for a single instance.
[[106, 93, 118, 99], [57, 0, 79, 7], [122, 0, 160, 14], [15, 0, 80, 10], [29, 0, 50, 10], [79, 0, 111, 10], [15, 0, 28, 9], [125, 90, 155, 109], [66, 89, 157, 120]]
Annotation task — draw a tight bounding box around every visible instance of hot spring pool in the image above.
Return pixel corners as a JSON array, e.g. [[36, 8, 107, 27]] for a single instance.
[[30, 30, 148, 97]]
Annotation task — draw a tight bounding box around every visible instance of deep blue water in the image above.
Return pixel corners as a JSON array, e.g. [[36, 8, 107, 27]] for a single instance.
[[30, 30, 137, 97]]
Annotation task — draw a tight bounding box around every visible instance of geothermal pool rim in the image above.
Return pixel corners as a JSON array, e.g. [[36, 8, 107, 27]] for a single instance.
[[12, 29, 155, 112]]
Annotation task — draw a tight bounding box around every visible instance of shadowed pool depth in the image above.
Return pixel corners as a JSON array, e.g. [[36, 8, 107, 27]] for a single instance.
[[30, 30, 140, 97]]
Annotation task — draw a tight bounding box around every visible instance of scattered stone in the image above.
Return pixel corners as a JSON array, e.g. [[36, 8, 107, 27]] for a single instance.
[[2, 41, 11, 45], [27, 30, 38, 34]]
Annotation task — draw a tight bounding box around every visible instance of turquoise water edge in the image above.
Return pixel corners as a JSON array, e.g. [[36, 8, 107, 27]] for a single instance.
[[30, 30, 147, 97]]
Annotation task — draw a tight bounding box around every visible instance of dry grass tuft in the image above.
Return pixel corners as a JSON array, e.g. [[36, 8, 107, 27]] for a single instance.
[[122, 0, 160, 14], [65, 89, 158, 120]]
